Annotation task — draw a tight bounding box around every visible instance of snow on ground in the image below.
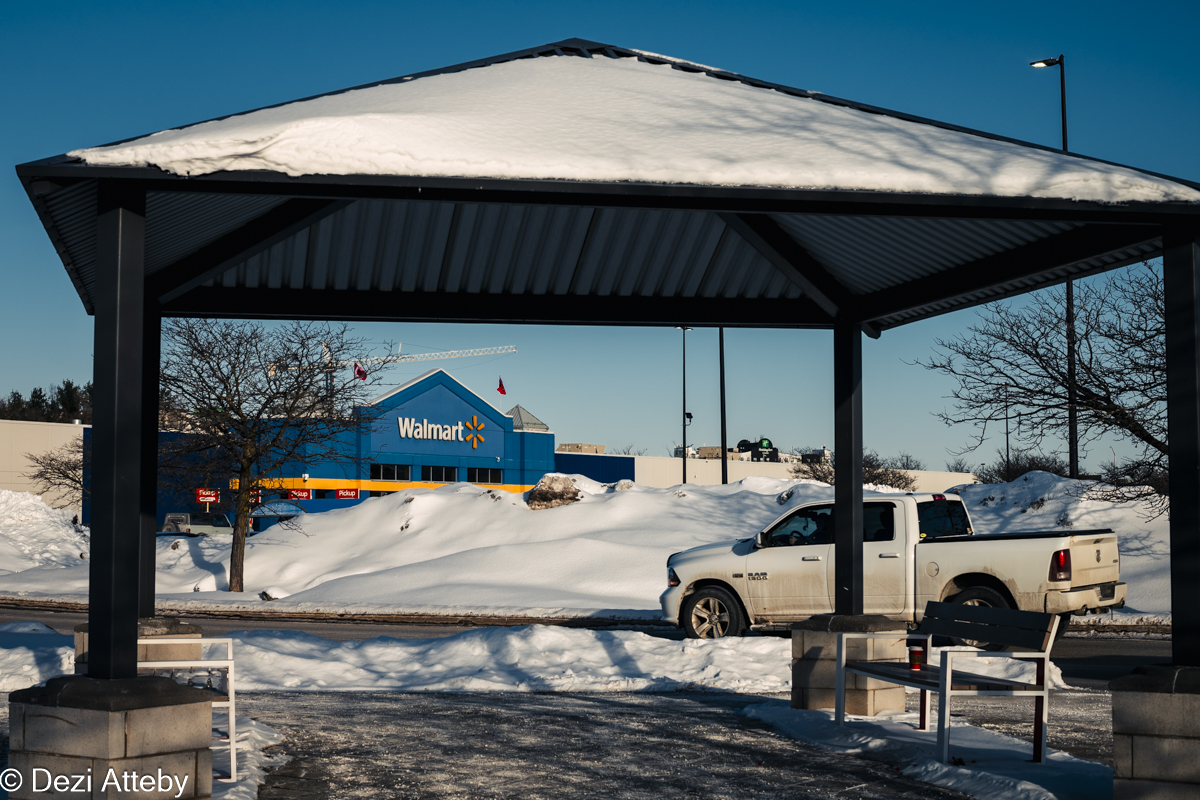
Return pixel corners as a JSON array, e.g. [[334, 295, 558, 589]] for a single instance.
[[0, 473, 1171, 624], [0, 623, 1065, 697], [746, 704, 1110, 800], [70, 54, 1199, 204], [0, 621, 74, 693]]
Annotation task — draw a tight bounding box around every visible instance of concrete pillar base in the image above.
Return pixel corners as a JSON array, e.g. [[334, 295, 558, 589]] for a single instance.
[[75, 617, 204, 674], [791, 614, 907, 716], [1111, 665, 1200, 799], [7, 674, 214, 799]]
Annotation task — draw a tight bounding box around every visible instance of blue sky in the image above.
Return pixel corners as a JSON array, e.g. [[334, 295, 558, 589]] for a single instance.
[[2, 1, 1196, 471]]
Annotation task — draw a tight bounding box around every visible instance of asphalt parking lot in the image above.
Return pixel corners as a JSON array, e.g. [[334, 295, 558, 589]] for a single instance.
[[1, 608, 1174, 797]]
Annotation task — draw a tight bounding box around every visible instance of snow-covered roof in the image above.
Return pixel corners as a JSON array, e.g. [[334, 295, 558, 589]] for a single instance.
[[68, 40, 1199, 205]]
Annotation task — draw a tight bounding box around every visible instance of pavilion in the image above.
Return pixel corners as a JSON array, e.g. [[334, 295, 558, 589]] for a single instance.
[[12, 38, 1200, 794]]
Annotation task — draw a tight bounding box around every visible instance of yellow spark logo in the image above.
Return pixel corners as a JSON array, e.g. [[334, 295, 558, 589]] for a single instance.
[[465, 415, 485, 449]]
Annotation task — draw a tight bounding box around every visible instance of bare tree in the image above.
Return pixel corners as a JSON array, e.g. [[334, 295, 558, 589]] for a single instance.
[[159, 320, 384, 592], [610, 444, 647, 456], [789, 448, 918, 491], [917, 262, 1166, 510], [944, 457, 979, 479], [23, 436, 88, 509]]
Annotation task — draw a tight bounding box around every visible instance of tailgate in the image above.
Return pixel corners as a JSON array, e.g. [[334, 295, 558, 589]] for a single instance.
[[1069, 533, 1120, 586]]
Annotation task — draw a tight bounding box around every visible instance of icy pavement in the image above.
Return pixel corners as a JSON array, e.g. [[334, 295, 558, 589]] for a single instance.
[[243, 691, 973, 800]]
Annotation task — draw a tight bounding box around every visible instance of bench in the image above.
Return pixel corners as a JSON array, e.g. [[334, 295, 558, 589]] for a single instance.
[[138, 637, 239, 781], [834, 602, 1060, 763]]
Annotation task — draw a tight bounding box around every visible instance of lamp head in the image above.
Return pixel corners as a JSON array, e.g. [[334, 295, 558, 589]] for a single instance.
[[1030, 56, 1062, 68]]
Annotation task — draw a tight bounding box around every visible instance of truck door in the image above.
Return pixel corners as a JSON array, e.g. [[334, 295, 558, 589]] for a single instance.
[[861, 502, 906, 616], [744, 505, 833, 618]]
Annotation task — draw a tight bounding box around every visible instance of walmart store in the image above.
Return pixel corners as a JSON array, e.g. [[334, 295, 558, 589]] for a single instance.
[[268, 369, 555, 514]]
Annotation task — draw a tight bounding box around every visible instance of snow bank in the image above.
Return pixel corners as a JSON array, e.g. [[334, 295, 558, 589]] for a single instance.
[[747, 704, 1110, 800], [955, 472, 1170, 623], [70, 55, 1199, 204], [0, 490, 88, 575], [0, 474, 1172, 625], [1, 477, 845, 616]]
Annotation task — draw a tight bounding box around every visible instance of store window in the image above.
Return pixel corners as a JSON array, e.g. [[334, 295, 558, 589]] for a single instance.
[[370, 463, 411, 481], [421, 465, 457, 483], [466, 467, 503, 485]]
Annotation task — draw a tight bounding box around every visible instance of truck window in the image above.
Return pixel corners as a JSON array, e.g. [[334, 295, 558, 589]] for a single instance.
[[765, 505, 833, 547], [766, 502, 895, 545], [917, 499, 971, 538], [212, 516, 231, 528], [863, 504, 896, 542]]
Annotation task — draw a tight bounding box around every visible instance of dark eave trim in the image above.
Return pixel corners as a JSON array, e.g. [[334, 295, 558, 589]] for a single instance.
[[160, 287, 832, 329], [16, 166, 1200, 224]]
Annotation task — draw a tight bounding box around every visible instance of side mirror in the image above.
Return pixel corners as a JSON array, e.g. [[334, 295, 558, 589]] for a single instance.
[[757, 531, 769, 549]]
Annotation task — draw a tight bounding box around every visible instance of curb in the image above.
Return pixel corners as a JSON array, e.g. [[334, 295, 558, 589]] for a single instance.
[[0, 597, 676, 629]]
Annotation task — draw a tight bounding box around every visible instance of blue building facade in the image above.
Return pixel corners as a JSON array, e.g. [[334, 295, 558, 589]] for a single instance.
[[266, 369, 556, 515]]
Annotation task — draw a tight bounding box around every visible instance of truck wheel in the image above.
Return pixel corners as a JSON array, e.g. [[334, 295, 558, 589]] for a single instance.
[[682, 587, 746, 640], [950, 587, 1010, 649]]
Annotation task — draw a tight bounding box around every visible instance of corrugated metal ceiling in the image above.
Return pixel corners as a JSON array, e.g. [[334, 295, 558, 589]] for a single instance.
[[34, 183, 1162, 329]]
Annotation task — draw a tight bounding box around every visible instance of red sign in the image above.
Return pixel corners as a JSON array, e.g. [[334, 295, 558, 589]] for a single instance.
[[288, 489, 312, 500], [247, 490, 262, 503], [336, 488, 360, 500], [196, 488, 220, 504]]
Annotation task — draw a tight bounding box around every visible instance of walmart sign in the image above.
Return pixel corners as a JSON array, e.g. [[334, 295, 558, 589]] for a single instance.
[[397, 414, 489, 449]]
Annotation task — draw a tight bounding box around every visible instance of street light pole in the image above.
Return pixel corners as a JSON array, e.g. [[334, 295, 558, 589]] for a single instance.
[[676, 327, 692, 484], [1031, 53, 1078, 478], [719, 327, 728, 485]]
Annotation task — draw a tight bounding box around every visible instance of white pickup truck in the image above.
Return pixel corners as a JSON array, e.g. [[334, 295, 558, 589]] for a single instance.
[[660, 492, 1126, 639]]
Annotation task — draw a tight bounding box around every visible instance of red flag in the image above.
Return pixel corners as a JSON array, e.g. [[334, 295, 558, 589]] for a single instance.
[[353, 363, 367, 381], [497, 376, 507, 395]]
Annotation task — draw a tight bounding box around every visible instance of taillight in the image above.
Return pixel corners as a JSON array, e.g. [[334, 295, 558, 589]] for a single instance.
[[1049, 549, 1072, 582], [932, 494, 945, 501], [668, 568, 680, 587], [185, 527, 191, 533]]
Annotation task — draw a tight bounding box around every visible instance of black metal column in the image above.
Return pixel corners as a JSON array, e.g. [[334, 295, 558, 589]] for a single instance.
[[719, 327, 728, 485], [833, 319, 864, 616], [88, 182, 146, 679], [1164, 224, 1200, 667], [138, 309, 161, 619]]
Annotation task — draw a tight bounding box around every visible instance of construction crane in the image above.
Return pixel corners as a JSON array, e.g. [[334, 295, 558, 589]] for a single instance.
[[273, 343, 517, 412], [315, 343, 517, 406], [351, 343, 517, 368]]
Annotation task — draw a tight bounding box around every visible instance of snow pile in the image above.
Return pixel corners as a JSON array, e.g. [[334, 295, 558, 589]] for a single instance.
[[0, 490, 88, 575], [1, 477, 851, 617], [955, 472, 1170, 623], [70, 55, 1198, 204], [747, 704, 1110, 800]]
